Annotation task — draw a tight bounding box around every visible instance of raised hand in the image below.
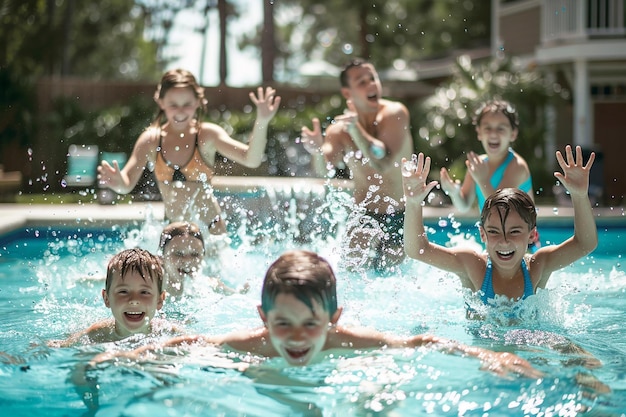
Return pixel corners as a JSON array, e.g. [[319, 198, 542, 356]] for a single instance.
[[333, 99, 358, 132], [465, 150, 490, 186], [97, 160, 123, 189], [401, 152, 438, 203], [249, 86, 281, 121], [300, 117, 324, 154], [440, 166, 461, 196], [554, 145, 595, 198]]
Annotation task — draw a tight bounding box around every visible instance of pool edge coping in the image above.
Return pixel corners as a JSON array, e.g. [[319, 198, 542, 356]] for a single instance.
[[1, 202, 623, 236]]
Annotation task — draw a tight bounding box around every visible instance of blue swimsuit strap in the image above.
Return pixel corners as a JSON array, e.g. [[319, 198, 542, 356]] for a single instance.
[[479, 257, 534, 304], [475, 149, 514, 208], [520, 258, 534, 298], [479, 258, 496, 303], [489, 148, 515, 189], [518, 175, 533, 193]]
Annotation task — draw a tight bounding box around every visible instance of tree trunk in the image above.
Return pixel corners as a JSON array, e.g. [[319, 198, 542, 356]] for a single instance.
[[218, 0, 228, 86], [261, 0, 275, 83]]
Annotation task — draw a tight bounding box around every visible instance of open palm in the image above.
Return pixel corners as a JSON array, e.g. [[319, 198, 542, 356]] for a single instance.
[[401, 153, 439, 203], [554, 145, 595, 198]]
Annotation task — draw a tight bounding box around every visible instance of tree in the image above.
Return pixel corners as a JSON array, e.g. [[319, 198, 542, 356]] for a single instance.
[[239, 0, 490, 81], [261, 0, 275, 83]]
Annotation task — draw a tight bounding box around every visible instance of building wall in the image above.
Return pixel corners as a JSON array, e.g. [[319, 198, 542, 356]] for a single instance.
[[500, 5, 541, 56], [594, 102, 626, 204]]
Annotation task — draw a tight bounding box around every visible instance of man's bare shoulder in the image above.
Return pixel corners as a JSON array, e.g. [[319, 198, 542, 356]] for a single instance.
[[380, 99, 409, 116]]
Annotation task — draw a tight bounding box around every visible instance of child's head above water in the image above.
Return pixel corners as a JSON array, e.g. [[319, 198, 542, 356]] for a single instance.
[[159, 221, 205, 254], [105, 248, 164, 294], [473, 99, 519, 131], [158, 222, 206, 296], [480, 188, 537, 232], [261, 250, 338, 317], [154, 69, 206, 105], [152, 68, 207, 126]]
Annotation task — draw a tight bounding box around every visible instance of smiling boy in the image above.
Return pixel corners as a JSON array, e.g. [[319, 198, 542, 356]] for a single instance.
[[113, 250, 541, 378], [48, 248, 182, 347]]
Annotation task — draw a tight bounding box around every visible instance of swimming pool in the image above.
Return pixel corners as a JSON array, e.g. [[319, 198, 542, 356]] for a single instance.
[[0, 201, 625, 416]]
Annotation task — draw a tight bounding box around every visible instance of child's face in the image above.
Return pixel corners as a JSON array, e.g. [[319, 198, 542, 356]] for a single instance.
[[476, 111, 518, 155], [158, 87, 200, 127], [259, 293, 336, 366], [102, 270, 165, 338], [163, 235, 204, 285], [480, 207, 534, 267]]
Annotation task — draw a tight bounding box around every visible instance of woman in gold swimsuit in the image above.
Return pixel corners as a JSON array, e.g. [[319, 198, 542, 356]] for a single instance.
[[97, 69, 281, 236]]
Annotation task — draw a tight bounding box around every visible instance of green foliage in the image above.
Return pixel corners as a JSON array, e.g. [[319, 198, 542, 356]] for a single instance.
[[413, 56, 567, 195], [0, 0, 163, 80], [43, 95, 155, 154], [206, 94, 345, 176], [257, 0, 490, 77]]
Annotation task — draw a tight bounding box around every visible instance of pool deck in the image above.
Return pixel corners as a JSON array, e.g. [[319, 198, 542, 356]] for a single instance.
[[0, 176, 624, 235]]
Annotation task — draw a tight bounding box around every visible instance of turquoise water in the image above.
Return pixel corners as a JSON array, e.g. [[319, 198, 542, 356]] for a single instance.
[[0, 212, 625, 416]]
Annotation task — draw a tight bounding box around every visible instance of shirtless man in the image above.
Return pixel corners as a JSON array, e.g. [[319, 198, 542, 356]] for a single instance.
[[301, 59, 414, 271]]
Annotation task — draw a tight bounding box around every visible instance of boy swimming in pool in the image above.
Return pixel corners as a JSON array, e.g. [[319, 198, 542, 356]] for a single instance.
[[401, 145, 597, 306], [100, 250, 541, 377], [48, 248, 183, 347], [158, 221, 249, 298]]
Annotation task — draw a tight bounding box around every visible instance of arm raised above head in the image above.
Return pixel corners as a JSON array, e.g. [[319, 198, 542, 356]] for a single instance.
[[212, 86, 281, 169], [535, 145, 598, 286]]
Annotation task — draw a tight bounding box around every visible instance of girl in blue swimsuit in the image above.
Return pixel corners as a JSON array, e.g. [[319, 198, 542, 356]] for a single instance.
[[440, 99, 534, 214], [402, 147, 598, 315]]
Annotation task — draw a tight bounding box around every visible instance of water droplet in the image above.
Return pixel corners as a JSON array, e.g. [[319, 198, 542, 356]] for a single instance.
[[402, 154, 418, 177]]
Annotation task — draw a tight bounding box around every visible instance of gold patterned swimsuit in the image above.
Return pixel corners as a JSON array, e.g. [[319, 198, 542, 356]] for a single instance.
[[153, 131, 214, 184]]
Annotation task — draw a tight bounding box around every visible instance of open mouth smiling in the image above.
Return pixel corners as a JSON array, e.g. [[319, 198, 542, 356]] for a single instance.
[[496, 250, 515, 260], [285, 347, 311, 361], [124, 311, 146, 322]]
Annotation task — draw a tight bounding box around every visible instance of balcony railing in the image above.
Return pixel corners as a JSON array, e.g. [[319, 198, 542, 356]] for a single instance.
[[542, 0, 625, 43]]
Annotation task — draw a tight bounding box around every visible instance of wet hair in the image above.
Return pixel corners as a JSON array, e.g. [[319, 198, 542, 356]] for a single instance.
[[339, 58, 369, 88], [159, 221, 205, 254], [480, 188, 537, 231], [261, 250, 338, 317], [473, 99, 519, 130], [151, 68, 207, 127], [105, 248, 164, 293]]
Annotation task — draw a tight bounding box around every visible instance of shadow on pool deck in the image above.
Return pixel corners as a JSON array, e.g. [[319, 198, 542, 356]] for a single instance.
[[0, 176, 624, 235]]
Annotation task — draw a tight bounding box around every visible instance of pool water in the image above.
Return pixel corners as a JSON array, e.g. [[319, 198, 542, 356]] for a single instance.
[[0, 209, 625, 416]]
